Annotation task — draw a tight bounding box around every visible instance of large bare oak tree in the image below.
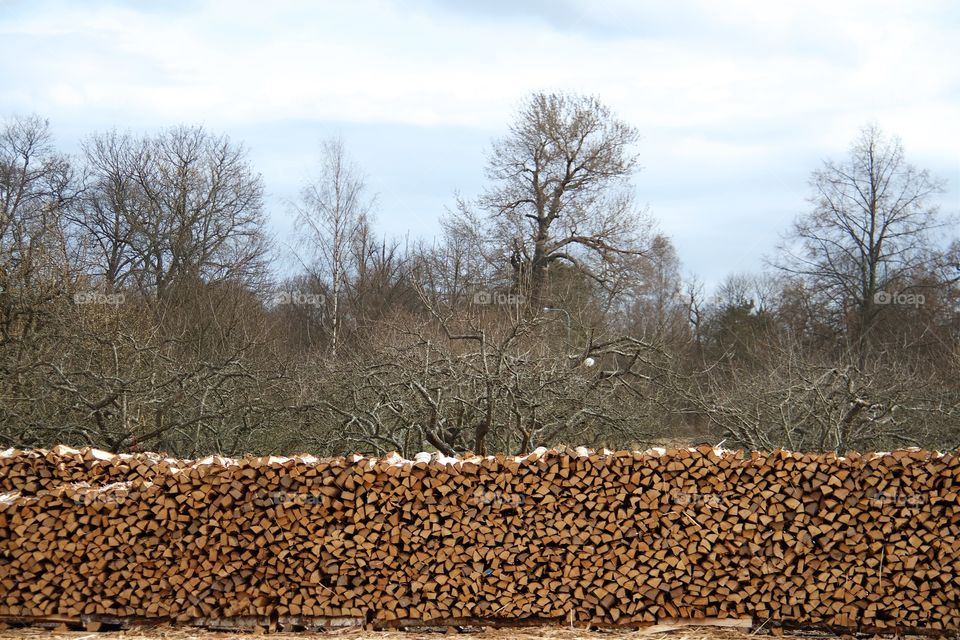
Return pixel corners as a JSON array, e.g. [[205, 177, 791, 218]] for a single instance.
[[481, 92, 654, 309]]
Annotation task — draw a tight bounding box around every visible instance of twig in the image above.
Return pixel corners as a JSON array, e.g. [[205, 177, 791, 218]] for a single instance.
[[751, 617, 771, 635], [879, 545, 885, 587]]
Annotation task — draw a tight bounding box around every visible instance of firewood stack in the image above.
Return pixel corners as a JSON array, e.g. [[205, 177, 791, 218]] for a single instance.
[[1, 445, 958, 632], [0, 445, 178, 495]]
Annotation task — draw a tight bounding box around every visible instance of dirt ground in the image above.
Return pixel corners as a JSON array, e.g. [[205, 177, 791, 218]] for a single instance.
[[0, 626, 846, 640]]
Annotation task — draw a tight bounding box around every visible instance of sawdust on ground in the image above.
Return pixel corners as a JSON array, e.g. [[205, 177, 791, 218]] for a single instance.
[[0, 626, 851, 640]]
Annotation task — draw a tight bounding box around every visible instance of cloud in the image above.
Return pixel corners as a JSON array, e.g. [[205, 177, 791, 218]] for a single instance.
[[2, 0, 956, 136], [0, 0, 957, 286]]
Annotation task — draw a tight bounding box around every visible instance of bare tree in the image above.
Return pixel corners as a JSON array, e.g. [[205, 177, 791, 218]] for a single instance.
[[73, 131, 142, 290], [774, 125, 947, 364], [685, 335, 959, 453], [308, 303, 670, 457], [713, 272, 781, 316], [293, 138, 373, 355], [0, 115, 77, 300], [5, 111, 957, 458], [79, 126, 269, 302], [480, 92, 655, 309], [0, 115, 79, 395], [0, 123, 290, 455], [0, 281, 306, 456], [620, 235, 688, 346]]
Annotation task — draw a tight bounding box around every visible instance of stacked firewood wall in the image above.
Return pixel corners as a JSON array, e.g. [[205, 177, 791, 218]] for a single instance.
[[1, 446, 958, 631]]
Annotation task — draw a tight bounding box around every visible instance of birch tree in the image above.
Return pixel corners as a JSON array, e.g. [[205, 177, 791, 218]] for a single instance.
[[294, 138, 373, 355]]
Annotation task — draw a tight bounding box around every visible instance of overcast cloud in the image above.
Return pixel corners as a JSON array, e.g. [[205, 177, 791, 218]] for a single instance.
[[1, 0, 957, 286]]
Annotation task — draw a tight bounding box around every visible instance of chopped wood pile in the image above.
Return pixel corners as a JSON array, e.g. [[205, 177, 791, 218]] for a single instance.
[[1, 445, 958, 633]]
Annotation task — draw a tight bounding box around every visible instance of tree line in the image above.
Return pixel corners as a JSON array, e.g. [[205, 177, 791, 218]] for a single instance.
[[1, 93, 957, 457]]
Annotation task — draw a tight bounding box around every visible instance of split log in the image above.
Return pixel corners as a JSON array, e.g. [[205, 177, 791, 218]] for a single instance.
[[0, 446, 958, 633]]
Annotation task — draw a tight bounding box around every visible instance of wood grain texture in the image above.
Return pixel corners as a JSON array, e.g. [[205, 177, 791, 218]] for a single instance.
[[0, 445, 958, 632]]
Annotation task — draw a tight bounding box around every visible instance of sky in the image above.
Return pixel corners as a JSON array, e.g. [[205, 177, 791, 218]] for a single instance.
[[1, 0, 958, 288]]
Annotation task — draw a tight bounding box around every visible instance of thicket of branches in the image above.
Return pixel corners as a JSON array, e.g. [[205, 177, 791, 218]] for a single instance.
[[1, 96, 957, 456]]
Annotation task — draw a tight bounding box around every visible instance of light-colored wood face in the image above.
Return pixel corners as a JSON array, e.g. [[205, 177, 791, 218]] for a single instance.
[[0, 446, 956, 634]]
